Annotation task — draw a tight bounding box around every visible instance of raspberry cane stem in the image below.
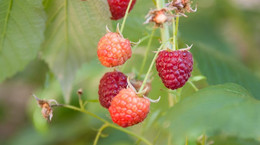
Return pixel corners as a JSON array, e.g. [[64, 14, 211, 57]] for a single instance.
[[138, 43, 165, 93], [62, 104, 152, 145], [139, 28, 156, 77], [121, 35, 149, 72], [173, 16, 180, 50], [156, 0, 171, 50], [120, 0, 134, 34], [93, 123, 109, 145]]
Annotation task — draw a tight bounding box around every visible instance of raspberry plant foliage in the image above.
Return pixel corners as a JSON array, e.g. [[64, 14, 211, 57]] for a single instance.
[[0, 0, 45, 82], [42, 0, 112, 103], [36, 0, 201, 144]]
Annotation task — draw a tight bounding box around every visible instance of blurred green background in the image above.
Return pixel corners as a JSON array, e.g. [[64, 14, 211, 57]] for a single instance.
[[0, 0, 260, 145]]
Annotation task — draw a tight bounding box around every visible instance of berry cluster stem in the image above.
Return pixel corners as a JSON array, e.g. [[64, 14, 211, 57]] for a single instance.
[[138, 43, 164, 93], [93, 123, 109, 145], [62, 104, 152, 145], [185, 137, 189, 145], [156, 0, 170, 50], [173, 16, 179, 50], [139, 28, 156, 77], [121, 35, 149, 72], [188, 81, 199, 92], [120, 0, 134, 34]]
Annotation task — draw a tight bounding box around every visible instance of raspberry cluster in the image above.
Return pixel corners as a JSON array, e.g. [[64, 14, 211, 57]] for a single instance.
[[96, 0, 195, 129]]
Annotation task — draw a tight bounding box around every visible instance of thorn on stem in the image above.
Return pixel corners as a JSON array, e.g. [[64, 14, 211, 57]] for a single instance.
[[106, 25, 111, 33], [143, 96, 161, 103]]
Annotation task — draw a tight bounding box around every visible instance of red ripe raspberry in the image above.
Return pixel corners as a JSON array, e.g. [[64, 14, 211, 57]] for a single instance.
[[156, 50, 193, 90], [97, 32, 132, 67], [98, 71, 128, 109], [109, 88, 150, 127], [107, 0, 137, 20]]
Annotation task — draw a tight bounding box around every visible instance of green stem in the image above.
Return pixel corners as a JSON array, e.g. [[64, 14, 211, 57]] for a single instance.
[[62, 105, 152, 145], [78, 94, 84, 109], [121, 35, 149, 72], [185, 136, 188, 145], [175, 16, 179, 50], [93, 123, 109, 145], [188, 81, 199, 92], [108, 123, 152, 145], [63, 105, 108, 123], [156, 0, 163, 9], [172, 17, 176, 50], [168, 92, 174, 107], [202, 134, 206, 145], [155, 0, 170, 50], [138, 43, 164, 93], [139, 28, 156, 77], [172, 16, 179, 50], [120, 0, 134, 34]]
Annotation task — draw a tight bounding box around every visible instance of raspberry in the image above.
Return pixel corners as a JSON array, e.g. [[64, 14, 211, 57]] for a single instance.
[[107, 0, 137, 20], [97, 32, 132, 67], [98, 71, 128, 108], [156, 50, 193, 90], [109, 88, 150, 127]]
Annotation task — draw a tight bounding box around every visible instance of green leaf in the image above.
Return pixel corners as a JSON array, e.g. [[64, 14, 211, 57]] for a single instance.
[[0, 0, 46, 82], [165, 83, 260, 145], [192, 44, 260, 99], [209, 135, 260, 145], [42, 0, 111, 103]]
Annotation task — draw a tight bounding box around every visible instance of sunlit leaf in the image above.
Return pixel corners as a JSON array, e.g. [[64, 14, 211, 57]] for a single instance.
[[0, 0, 46, 82], [165, 83, 260, 145], [42, 0, 112, 103], [192, 44, 260, 99]]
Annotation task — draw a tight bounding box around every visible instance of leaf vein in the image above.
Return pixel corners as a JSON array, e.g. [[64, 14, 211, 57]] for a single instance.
[[0, 0, 13, 51]]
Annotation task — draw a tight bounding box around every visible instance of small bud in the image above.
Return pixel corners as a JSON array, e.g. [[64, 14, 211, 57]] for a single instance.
[[78, 88, 83, 95]]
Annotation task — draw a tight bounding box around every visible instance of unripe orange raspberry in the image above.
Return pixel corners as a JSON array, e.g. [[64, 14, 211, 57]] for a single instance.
[[97, 32, 132, 67], [109, 88, 150, 127]]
